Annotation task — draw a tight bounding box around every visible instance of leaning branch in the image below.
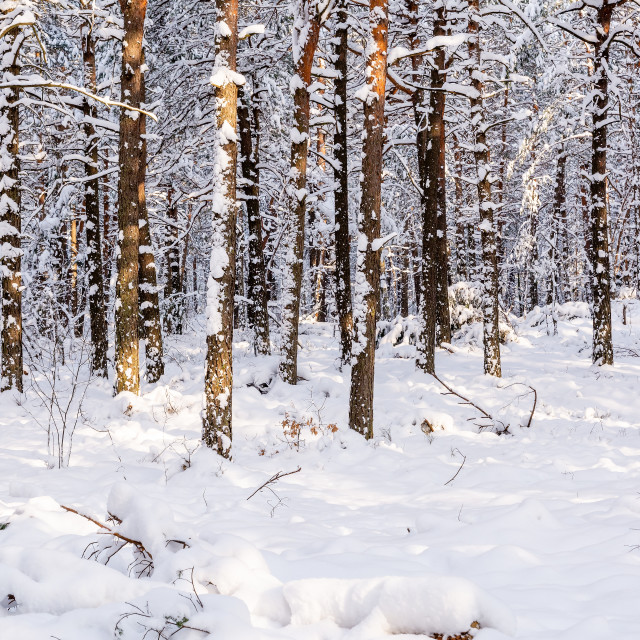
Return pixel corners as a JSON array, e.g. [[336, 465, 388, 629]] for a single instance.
[[246, 467, 302, 501]]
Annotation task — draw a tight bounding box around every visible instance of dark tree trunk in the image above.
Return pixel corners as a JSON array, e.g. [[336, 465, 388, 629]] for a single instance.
[[332, 2, 353, 365], [238, 84, 270, 355], [0, 26, 22, 392], [432, 6, 451, 345], [163, 189, 183, 334], [82, 27, 108, 377], [349, 0, 388, 439], [589, 5, 613, 365]]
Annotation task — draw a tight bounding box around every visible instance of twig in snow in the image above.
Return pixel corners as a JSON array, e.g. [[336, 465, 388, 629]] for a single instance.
[[430, 373, 493, 422], [501, 382, 538, 428], [60, 504, 153, 560], [246, 467, 301, 501], [444, 448, 467, 486]]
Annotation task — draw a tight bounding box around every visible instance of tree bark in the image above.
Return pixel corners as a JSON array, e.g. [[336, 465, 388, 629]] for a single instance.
[[82, 27, 108, 377], [0, 16, 22, 393], [349, 0, 388, 439], [115, 0, 146, 395], [589, 4, 613, 365], [468, 0, 501, 377], [163, 189, 183, 334], [137, 54, 164, 384], [332, 1, 353, 365], [238, 84, 270, 355], [279, 3, 320, 384], [203, 0, 239, 458], [432, 6, 451, 345]]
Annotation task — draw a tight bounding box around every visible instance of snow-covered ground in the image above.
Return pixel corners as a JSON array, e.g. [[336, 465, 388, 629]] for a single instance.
[[2, 301, 640, 639]]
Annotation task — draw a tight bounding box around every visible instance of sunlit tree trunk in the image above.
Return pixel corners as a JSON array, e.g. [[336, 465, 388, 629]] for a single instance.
[[349, 0, 388, 438], [279, 2, 321, 383], [115, 0, 147, 394], [203, 0, 240, 457]]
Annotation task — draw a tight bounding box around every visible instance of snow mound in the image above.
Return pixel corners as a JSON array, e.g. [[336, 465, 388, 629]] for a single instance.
[[282, 575, 516, 637]]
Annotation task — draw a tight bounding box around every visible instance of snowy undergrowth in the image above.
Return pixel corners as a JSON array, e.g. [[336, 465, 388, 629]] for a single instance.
[[2, 302, 640, 639]]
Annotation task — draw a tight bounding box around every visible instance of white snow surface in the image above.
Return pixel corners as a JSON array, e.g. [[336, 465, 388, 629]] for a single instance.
[[2, 301, 640, 638]]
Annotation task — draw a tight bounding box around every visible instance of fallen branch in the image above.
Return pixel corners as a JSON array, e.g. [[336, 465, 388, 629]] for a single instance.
[[431, 373, 493, 422], [60, 504, 152, 560], [444, 448, 467, 486], [246, 467, 301, 501]]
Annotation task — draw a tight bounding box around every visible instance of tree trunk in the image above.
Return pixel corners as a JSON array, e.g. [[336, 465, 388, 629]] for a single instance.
[[553, 147, 568, 302], [114, 0, 146, 395], [407, 0, 436, 374], [163, 189, 183, 334], [432, 5, 451, 345], [203, 0, 239, 458], [590, 5, 613, 365], [238, 84, 270, 355], [0, 18, 22, 392], [82, 27, 108, 377], [349, 0, 388, 439], [138, 55, 164, 384], [332, 2, 353, 365], [279, 4, 320, 384], [468, 0, 501, 377]]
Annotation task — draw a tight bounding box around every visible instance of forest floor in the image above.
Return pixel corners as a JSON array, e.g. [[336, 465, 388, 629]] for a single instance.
[[1, 300, 640, 639]]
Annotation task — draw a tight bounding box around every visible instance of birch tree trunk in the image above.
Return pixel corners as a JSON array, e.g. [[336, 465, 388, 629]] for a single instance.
[[279, 2, 320, 384], [203, 0, 240, 457], [115, 0, 147, 395], [468, 0, 501, 377], [349, 0, 388, 439], [82, 26, 108, 377]]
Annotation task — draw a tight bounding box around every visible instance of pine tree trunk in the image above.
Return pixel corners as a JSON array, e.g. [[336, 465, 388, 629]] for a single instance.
[[203, 0, 239, 458], [333, 3, 353, 365], [137, 58, 164, 384], [279, 4, 320, 384], [432, 6, 451, 345], [590, 5, 614, 365], [0, 19, 22, 392], [468, 0, 501, 377], [163, 189, 183, 334], [349, 0, 388, 439], [407, 0, 436, 374], [553, 148, 568, 302], [238, 85, 270, 355], [82, 28, 108, 377], [115, 0, 146, 395]]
